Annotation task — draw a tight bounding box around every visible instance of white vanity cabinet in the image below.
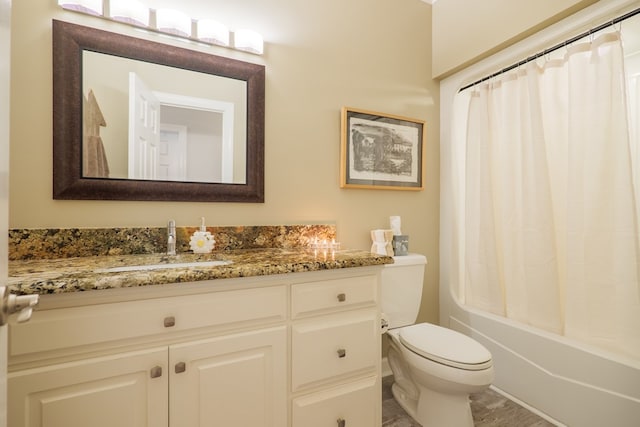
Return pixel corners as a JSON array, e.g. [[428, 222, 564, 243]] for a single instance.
[[7, 283, 288, 427], [7, 267, 382, 427]]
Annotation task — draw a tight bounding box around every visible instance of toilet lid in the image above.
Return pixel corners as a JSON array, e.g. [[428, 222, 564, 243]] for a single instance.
[[399, 323, 492, 371]]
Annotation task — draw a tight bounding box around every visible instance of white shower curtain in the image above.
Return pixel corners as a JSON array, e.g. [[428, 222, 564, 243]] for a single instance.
[[451, 32, 640, 359]]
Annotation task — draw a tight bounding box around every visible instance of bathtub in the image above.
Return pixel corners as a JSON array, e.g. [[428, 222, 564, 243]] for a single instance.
[[439, 288, 640, 426]]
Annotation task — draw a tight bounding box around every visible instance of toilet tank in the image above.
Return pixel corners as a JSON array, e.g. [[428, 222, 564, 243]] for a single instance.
[[381, 253, 427, 329]]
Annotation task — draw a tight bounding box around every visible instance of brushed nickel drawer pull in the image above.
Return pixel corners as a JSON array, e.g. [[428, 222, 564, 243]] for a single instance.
[[337, 293, 346, 302], [337, 418, 346, 427], [164, 316, 176, 328], [337, 348, 346, 358], [150, 366, 162, 378], [175, 362, 186, 374]]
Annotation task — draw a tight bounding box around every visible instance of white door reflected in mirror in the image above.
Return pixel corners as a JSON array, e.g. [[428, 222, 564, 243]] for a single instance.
[[159, 124, 187, 181], [129, 71, 160, 180]]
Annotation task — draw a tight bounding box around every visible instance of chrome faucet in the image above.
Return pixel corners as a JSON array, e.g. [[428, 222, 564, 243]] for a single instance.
[[167, 219, 176, 255]]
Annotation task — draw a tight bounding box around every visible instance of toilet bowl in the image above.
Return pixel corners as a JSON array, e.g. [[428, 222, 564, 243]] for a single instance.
[[381, 254, 494, 427], [387, 325, 494, 427]]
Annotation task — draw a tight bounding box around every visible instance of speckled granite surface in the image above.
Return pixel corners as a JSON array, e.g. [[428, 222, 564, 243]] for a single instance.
[[7, 225, 389, 295], [9, 225, 337, 260], [9, 248, 391, 296]]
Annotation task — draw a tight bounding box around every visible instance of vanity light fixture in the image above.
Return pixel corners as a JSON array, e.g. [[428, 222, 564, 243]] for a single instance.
[[58, 0, 264, 55], [234, 29, 264, 55], [197, 19, 230, 47], [156, 8, 192, 38], [58, 0, 102, 16], [109, 0, 150, 27]]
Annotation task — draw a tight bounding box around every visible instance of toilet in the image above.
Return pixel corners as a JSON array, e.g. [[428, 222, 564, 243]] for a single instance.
[[382, 254, 494, 427]]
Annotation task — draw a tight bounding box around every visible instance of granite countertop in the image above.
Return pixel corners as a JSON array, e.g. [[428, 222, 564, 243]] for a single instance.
[[8, 249, 393, 295]]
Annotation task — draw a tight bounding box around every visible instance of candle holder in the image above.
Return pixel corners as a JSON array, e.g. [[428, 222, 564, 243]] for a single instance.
[[309, 238, 341, 251]]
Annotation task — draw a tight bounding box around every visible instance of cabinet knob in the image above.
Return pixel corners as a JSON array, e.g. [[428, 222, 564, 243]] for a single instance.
[[150, 366, 163, 378], [337, 293, 346, 302], [175, 361, 186, 374], [164, 316, 176, 328], [337, 418, 346, 427], [337, 348, 346, 358]]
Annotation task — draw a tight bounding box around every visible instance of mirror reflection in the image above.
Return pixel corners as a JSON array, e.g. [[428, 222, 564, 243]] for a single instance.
[[82, 51, 247, 184]]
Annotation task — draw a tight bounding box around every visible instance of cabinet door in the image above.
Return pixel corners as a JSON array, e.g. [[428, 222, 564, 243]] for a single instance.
[[8, 347, 168, 427], [169, 326, 287, 427]]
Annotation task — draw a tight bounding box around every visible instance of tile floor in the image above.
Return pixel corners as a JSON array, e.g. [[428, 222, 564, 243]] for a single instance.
[[382, 376, 556, 426]]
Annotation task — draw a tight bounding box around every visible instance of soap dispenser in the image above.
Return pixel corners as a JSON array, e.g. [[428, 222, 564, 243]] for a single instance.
[[189, 217, 215, 254]]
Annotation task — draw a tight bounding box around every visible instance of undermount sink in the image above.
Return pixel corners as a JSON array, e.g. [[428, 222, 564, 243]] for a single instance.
[[98, 260, 233, 273]]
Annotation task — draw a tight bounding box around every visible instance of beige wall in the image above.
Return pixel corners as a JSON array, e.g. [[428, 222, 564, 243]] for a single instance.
[[432, 0, 599, 78], [10, 1, 440, 323]]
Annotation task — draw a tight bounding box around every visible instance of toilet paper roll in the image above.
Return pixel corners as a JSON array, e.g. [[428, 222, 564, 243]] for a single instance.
[[390, 216, 402, 235], [380, 312, 390, 334]]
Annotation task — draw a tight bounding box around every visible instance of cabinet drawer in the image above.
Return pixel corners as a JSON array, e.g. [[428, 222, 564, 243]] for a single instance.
[[10, 285, 286, 357], [291, 309, 378, 391], [291, 275, 377, 318], [292, 376, 379, 427]]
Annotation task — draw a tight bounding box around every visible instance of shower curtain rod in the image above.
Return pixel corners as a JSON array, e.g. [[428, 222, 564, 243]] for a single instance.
[[459, 6, 640, 92]]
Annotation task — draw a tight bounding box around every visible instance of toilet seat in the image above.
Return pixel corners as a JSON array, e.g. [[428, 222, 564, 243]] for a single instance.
[[399, 323, 492, 371]]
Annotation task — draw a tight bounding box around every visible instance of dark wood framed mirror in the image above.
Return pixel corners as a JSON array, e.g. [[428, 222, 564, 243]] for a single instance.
[[53, 20, 265, 202]]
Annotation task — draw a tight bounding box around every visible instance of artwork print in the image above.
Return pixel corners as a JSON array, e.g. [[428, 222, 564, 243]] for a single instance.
[[340, 107, 425, 190]]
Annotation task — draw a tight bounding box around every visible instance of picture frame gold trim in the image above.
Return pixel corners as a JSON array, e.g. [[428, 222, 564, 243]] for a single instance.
[[340, 107, 425, 190]]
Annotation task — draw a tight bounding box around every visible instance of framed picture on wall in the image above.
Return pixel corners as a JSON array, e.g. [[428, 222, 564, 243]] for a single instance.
[[340, 107, 425, 190]]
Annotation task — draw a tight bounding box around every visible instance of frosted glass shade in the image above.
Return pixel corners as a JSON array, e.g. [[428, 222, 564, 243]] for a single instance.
[[234, 29, 263, 54], [109, 0, 149, 27], [197, 19, 229, 46], [156, 9, 192, 38], [58, 0, 102, 16]]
